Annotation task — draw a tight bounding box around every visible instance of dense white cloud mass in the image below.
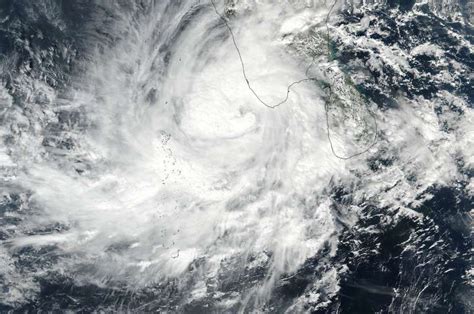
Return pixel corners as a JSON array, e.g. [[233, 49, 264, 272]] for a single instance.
[[0, 0, 472, 312]]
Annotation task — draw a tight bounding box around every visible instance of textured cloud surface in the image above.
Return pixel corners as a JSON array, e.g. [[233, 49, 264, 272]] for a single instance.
[[0, 0, 472, 312]]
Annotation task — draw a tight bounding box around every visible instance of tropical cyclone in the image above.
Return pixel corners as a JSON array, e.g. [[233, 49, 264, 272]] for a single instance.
[[0, 0, 472, 312]]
